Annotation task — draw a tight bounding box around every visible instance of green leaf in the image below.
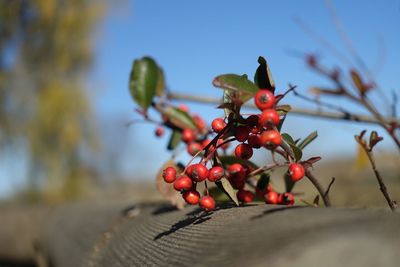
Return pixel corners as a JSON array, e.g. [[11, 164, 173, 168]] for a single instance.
[[291, 145, 303, 161], [275, 104, 292, 116], [216, 178, 239, 206], [163, 106, 197, 130], [167, 130, 182, 150], [219, 155, 259, 170], [129, 57, 159, 110], [254, 56, 275, 92], [281, 133, 295, 144], [280, 134, 303, 161], [256, 173, 270, 191], [213, 74, 259, 98], [298, 131, 318, 150], [155, 67, 165, 97], [284, 172, 295, 193], [208, 186, 231, 202]]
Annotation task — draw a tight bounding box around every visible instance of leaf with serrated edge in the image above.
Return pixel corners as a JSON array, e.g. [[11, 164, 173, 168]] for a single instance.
[[298, 131, 318, 150], [216, 178, 239, 206]]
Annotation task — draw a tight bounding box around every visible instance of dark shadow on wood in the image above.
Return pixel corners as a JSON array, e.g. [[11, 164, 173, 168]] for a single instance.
[[250, 205, 306, 220], [154, 211, 213, 240], [152, 204, 178, 215]]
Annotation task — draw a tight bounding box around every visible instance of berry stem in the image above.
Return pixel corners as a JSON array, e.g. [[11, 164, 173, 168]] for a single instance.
[[304, 169, 331, 207]]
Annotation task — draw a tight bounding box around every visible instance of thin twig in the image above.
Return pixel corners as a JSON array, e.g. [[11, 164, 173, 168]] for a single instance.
[[305, 169, 331, 207], [357, 142, 397, 211], [167, 92, 400, 125], [323, 177, 335, 200]]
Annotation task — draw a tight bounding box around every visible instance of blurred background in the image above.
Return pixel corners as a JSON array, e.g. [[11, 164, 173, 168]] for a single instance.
[[0, 0, 399, 207]]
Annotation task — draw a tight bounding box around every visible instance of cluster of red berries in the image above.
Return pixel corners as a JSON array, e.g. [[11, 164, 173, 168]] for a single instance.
[[162, 165, 216, 210], [159, 89, 306, 211]]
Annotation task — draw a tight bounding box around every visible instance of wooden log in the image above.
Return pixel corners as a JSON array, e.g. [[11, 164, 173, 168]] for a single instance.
[[1, 201, 400, 267]]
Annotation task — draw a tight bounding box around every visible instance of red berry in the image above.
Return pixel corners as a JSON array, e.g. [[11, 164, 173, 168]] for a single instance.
[[182, 128, 196, 143], [162, 167, 176, 183], [208, 166, 225, 182], [260, 130, 282, 149], [193, 115, 206, 132], [155, 126, 164, 137], [178, 104, 189, 112], [265, 191, 279, 204], [248, 134, 262, 148], [254, 90, 276, 110], [234, 143, 253, 160], [228, 163, 246, 189], [288, 163, 305, 182], [187, 163, 208, 182], [234, 126, 251, 142], [211, 118, 226, 133], [259, 109, 280, 127], [199, 196, 215, 210], [173, 176, 193, 191], [279, 192, 295, 205], [237, 189, 254, 203], [183, 189, 200, 205], [187, 142, 202, 156]]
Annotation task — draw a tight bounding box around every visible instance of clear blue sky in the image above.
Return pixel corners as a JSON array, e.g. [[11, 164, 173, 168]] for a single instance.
[[2, 0, 400, 197], [88, 0, 400, 181]]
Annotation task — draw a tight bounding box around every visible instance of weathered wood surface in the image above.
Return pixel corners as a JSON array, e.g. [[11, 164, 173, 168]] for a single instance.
[[1, 201, 400, 267]]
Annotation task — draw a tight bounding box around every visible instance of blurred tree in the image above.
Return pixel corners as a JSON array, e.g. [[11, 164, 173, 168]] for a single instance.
[[0, 0, 104, 200]]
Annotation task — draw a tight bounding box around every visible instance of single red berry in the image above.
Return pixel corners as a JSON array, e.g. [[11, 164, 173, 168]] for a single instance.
[[183, 189, 200, 205], [279, 192, 295, 205], [228, 163, 246, 189], [211, 118, 226, 133], [155, 126, 164, 137], [173, 176, 193, 191], [247, 134, 262, 148], [234, 143, 253, 160], [265, 191, 279, 204], [254, 89, 276, 110], [288, 163, 305, 182], [260, 130, 282, 149], [187, 142, 202, 156], [182, 128, 196, 143], [199, 195, 215, 211], [234, 126, 251, 142], [217, 138, 229, 150], [228, 163, 245, 177], [178, 104, 189, 112], [259, 109, 280, 127], [162, 167, 176, 183], [193, 115, 206, 132], [187, 163, 208, 182], [208, 166, 225, 182], [237, 189, 254, 203]]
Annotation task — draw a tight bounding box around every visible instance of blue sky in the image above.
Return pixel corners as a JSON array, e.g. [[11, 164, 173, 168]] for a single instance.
[[88, 0, 400, 180], [2, 0, 400, 197]]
